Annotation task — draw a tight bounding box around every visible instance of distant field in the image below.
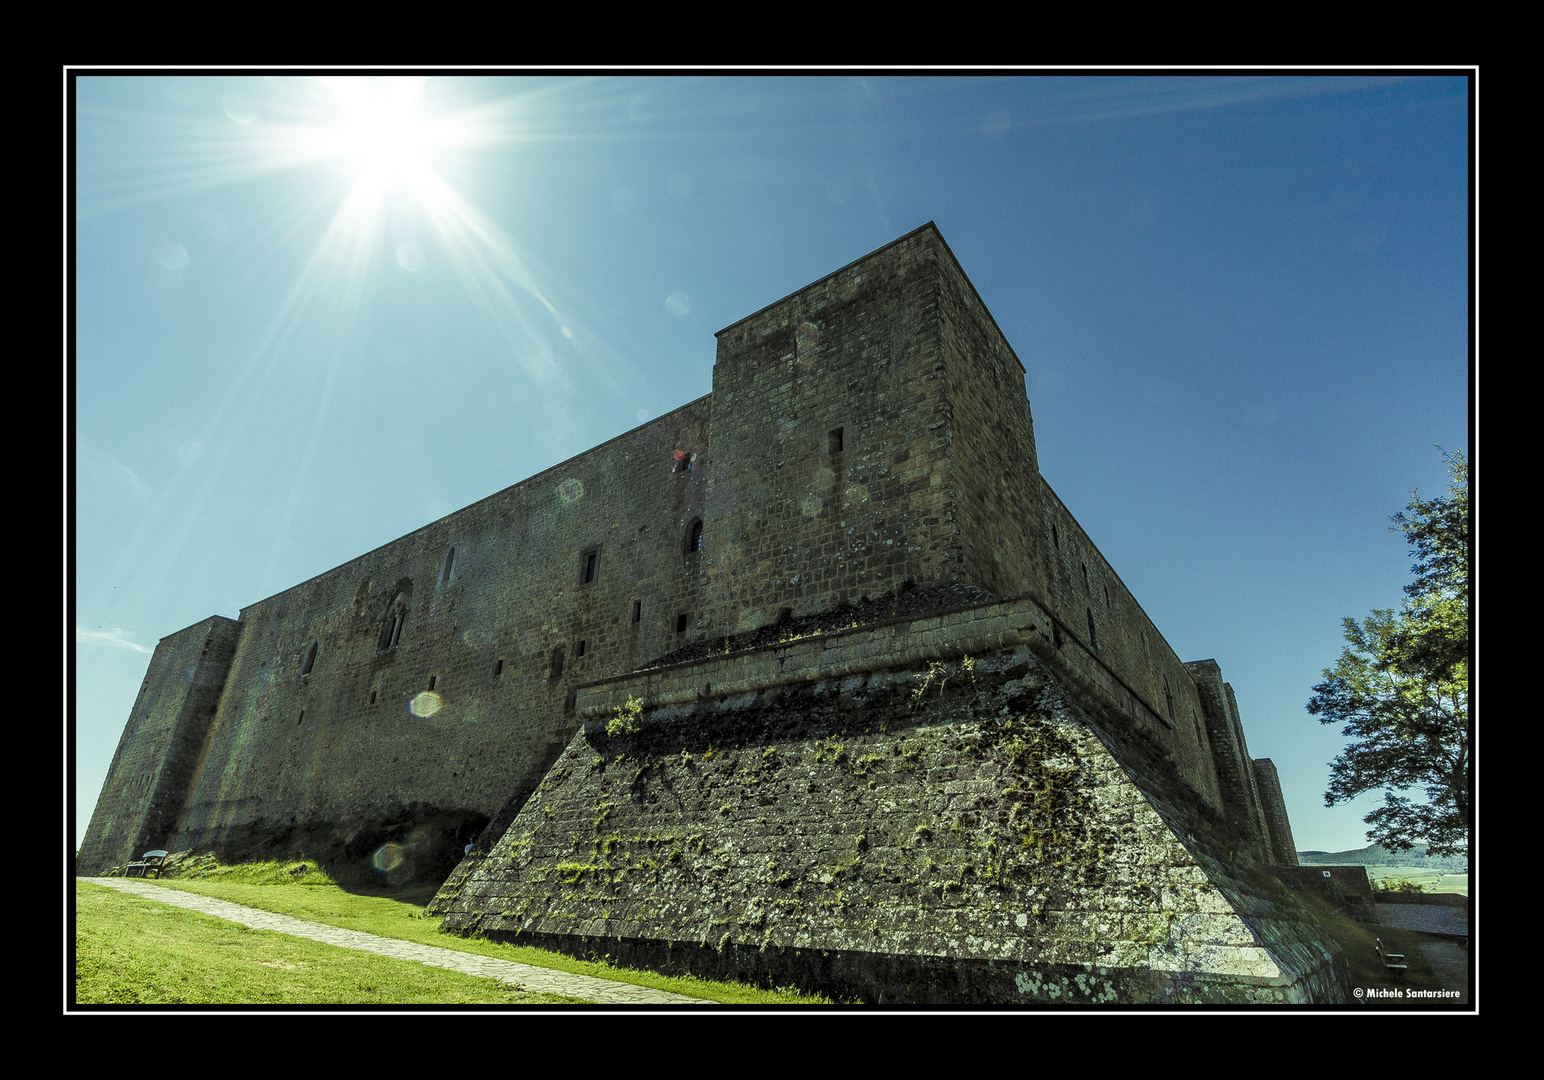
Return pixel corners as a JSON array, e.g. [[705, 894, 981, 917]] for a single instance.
[[1296, 846, 1468, 897], [1366, 866, 1469, 896]]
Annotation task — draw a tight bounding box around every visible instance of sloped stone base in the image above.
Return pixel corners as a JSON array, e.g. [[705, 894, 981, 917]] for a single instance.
[[433, 646, 1347, 1004]]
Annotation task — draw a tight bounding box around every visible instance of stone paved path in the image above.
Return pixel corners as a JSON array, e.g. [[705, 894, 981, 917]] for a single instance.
[[1374, 902, 1468, 937], [81, 878, 709, 1006]]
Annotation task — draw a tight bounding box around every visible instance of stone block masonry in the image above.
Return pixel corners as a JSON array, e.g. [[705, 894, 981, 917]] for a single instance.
[[434, 644, 1344, 1004], [82, 223, 1332, 1002]]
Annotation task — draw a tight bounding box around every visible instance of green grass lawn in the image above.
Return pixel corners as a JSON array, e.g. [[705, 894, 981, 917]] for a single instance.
[[75, 881, 588, 1005], [77, 860, 829, 1005]]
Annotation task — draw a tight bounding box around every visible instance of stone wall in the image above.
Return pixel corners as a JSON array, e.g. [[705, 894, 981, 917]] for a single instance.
[[700, 226, 961, 638], [82, 219, 1305, 988], [78, 616, 241, 873], [434, 638, 1345, 1004], [79, 398, 713, 876], [1253, 758, 1300, 867], [1186, 660, 1272, 862]]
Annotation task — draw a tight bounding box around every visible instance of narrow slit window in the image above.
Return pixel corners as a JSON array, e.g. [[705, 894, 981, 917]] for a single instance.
[[686, 519, 703, 554], [829, 427, 844, 454], [439, 546, 456, 586], [581, 549, 598, 584], [494, 659, 503, 677], [1086, 608, 1099, 650], [381, 593, 408, 652], [428, 675, 437, 690], [631, 600, 642, 624], [300, 640, 318, 678], [549, 646, 565, 681], [577, 640, 587, 658]]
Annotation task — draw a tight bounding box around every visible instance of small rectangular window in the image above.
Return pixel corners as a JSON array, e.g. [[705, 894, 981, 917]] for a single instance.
[[428, 674, 437, 690], [829, 427, 844, 454], [494, 659, 503, 677], [577, 640, 587, 658], [631, 600, 641, 624], [676, 613, 689, 634], [580, 547, 600, 585]]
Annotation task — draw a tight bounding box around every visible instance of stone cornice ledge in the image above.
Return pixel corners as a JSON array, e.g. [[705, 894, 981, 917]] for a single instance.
[[574, 596, 1054, 724]]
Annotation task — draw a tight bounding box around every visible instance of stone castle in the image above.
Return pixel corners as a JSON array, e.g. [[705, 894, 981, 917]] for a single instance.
[[80, 224, 1346, 1003]]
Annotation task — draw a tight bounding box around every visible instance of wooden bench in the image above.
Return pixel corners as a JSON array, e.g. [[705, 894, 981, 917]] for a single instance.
[[126, 850, 169, 879], [1375, 937, 1407, 974]]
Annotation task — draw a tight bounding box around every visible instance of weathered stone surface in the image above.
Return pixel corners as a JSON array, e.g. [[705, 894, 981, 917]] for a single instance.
[[83, 223, 1341, 1003], [434, 646, 1345, 1004]]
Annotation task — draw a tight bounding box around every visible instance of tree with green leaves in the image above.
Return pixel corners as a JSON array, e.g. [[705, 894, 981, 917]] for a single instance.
[[1307, 450, 1470, 857]]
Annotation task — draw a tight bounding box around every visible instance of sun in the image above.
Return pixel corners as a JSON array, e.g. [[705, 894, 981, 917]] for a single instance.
[[284, 76, 493, 244], [321, 76, 439, 191]]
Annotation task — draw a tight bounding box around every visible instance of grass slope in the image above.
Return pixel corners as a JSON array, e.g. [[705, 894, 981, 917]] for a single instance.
[[75, 882, 587, 1005], [80, 859, 829, 1005]]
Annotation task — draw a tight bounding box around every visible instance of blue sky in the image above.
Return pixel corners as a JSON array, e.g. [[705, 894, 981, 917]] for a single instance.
[[73, 73, 1472, 855]]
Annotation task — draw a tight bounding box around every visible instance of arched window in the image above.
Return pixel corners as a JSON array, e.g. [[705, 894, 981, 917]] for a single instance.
[[685, 518, 703, 555], [380, 594, 408, 651]]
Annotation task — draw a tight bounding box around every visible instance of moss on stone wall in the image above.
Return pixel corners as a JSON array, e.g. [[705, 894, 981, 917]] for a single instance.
[[435, 645, 1346, 1004]]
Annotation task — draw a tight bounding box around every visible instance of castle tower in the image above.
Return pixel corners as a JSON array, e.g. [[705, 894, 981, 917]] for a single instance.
[[77, 617, 241, 873], [698, 224, 1049, 637]]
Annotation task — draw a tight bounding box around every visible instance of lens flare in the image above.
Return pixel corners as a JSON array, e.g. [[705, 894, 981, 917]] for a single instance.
[[557, 478, 584, 504], [373, 842, 405, 871], [409, 690, 442, 717], [154, 241, 190, 269]]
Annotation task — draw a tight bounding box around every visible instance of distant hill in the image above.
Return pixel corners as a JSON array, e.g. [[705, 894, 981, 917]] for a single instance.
[[1296, 844, 1468, 872]]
